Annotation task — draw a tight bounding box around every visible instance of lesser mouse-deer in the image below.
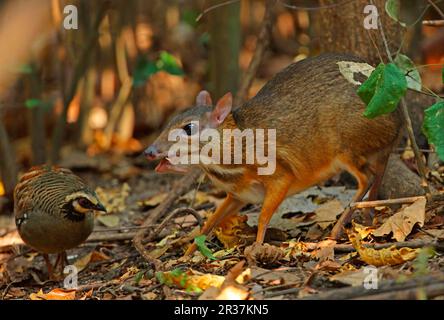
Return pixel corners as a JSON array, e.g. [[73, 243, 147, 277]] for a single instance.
[[144, 53, 401, 255]]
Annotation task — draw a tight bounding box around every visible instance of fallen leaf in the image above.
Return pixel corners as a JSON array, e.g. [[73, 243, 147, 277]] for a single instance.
[[312, 239, 336, 261], [73, 252, 94, 272], [372, 198, 426, 241], [194, 235, 217, 260], [244, 243, 284, 266], [315, 199, 344, 229], [157, 268, 225, 292], [347, 223, 420, 266], [330, 269, 369, 286], [97, 215, 120, 228], [214, 214, 255, 249], [138, 192, 168, 209], [315, 260, 342, 271], [249, 266, 306, 285], [143, 292, 157, 300], [180, 191, 214, 207], [95, 183, 130, 214], [30, 288, 76, 300]]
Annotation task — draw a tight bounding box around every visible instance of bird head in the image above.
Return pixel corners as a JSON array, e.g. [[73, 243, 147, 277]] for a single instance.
[[62, 191, 107, 221]]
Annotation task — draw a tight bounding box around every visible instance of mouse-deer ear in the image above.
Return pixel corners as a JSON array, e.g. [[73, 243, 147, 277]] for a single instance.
[[196, 90, 212, 106], [209, 92, 232, 127]]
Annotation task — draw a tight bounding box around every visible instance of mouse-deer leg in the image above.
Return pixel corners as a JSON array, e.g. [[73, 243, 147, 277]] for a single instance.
[[330, 162, 371, 240], [184, 194, 245, 256], [256, 176, 292, 244]]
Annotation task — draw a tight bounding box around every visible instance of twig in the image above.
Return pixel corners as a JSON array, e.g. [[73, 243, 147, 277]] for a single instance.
[[351, 193, 444, 208], [234, 0, 276, 107], [143, 207, 203, 244], [373, 1, 432, 198], [427, 0, 444, 19], [196, 0, 240, 22], [264, 287, 300, 298], [132, 169, 201, 269], [86, 231, 138, 242], [278, 0, 356, 11], [423, 19, 444, 26]]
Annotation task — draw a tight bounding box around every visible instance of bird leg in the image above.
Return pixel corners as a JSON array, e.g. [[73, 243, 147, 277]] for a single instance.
[[54, 251, 68, 275], [43, 254, 55, 279]]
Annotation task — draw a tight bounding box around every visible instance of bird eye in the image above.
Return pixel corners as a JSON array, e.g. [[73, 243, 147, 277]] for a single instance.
[[182, 123, 196, 136], [77, 197, 91, 208]]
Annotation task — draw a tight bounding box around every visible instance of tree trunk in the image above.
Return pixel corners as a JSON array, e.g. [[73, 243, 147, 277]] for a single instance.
[[208, 0, 241, 100], [316, 0, 403, 64], [315, 0, 429, 199]]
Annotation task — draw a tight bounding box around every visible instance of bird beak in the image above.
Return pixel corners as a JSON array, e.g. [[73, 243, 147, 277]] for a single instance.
[[94, 202, 107, 213]]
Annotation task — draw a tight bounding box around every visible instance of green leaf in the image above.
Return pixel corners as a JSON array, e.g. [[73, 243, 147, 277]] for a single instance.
[[134, 271, 144, 285], [19, 64, 33, 74], [358, 63, 407, 118], [385, 0, 406, 27], [357, 63, 384, 105], [394, 54, 422, 91], [133, 56, 159, 87], [422, 101, 444, 161], [194, 235, 216, 260], [157, 51, 184, 76], [25, 98, 43, 109], [182, 9, 199, 28], [155, 271, 166, 284]]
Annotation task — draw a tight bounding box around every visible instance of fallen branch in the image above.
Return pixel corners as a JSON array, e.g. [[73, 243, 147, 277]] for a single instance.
[[351, 193, 444, 208], [86, 231, 138, 242], [301, 273, 444, 300]]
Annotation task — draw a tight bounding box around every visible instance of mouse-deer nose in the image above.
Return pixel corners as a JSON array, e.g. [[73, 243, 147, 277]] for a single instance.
[[144, 145, 159, 160]]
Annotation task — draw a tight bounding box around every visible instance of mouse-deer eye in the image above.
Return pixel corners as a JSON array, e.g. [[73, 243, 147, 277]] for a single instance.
[[182, 122, 197, 136]]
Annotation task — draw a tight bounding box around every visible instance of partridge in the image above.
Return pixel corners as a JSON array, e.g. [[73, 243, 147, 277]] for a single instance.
[[14, 165, 106, 277]]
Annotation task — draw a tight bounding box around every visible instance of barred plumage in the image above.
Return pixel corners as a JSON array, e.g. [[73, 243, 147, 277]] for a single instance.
[[14, 165, 106, 276]]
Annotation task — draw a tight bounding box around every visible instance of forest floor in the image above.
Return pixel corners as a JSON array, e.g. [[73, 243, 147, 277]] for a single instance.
[[0, 150, 444, 300]]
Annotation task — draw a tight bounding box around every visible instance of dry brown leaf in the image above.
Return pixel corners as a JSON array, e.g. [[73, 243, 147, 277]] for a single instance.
[[315, 260, 342, 271], [372, 197, 426, 241], [95, 183, 130, 214], [312, 239, 336, 261], [352, 222, 375, 239], [315, 199, 344, 229], [347, 223, 420, 266], [282, 240, 311, 261], [30, 288, 76, 300], [214, 214, 255, 249], [138, 192, 168, 208], [244, 243, 284, 266], [73, 250, 109, 272], [330, 269, 369, 287]]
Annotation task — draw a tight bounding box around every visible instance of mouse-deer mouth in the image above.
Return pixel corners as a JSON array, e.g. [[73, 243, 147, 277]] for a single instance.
[[155, 157, 190, 174]]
